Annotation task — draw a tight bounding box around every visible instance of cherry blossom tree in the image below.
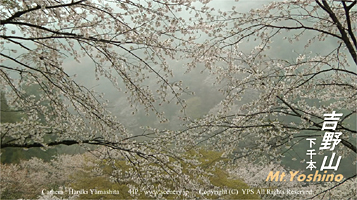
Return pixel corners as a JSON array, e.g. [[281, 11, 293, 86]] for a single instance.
[[1, 148, 260, 199], [0, 0, 212, 193], [177, 0, 356, 198], [0, 153, 92, 199], [1, 0, 356, 199], [2, 148, 354, 199], [0, 0, 200, 148]]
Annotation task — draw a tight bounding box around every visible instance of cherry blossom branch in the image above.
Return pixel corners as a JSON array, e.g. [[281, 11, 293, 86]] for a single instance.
[[342, 1, 357, 49], [315, 0, 357, 64], [276, 96, 356, 153], [0, 0, 87, 25], [308, 174, 357, 199]]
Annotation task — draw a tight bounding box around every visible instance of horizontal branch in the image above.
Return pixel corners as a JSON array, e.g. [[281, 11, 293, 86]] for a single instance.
[[0, 139, 152, 157], [1, 140, 93, 148], [0, 0, 86, 25], [308, 173, 357, 199]]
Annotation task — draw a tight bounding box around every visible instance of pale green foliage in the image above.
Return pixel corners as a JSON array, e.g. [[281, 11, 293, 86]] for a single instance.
[[1, 91, 20, 124], [1, 150, 355, 199], [1, 149, 259, 199], [59, 149, 260, 199], [0, 154, 94, 199]]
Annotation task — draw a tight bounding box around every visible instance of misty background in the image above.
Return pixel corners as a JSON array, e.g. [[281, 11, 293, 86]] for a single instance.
[[1, 0, 355, 180]]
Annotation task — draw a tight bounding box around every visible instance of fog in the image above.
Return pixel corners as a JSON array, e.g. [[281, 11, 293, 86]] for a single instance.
[[2, 0, 355, 179]]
